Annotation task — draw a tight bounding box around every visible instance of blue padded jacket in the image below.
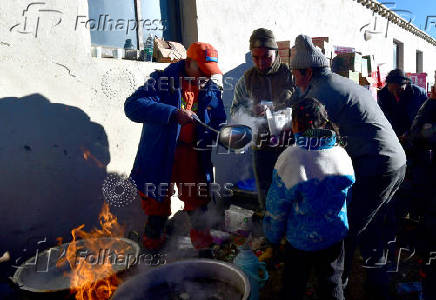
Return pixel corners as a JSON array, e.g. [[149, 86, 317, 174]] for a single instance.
[[263, 133, 355, 251]]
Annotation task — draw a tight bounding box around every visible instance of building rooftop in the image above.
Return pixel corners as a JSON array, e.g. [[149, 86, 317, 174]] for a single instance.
[[355, 0, 436, 46]]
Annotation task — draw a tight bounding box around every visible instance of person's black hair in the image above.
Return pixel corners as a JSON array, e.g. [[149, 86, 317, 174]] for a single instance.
[[291, 97, 340, 137]]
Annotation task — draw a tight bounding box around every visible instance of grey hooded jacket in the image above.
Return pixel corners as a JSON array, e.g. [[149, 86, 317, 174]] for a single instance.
[[300, 68, 406, 176]]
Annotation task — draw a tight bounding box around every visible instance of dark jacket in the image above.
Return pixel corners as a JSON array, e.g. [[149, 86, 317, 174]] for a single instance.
[[406, 98, 436, 154], [300, 68, 406, 176], [124, 61, 226, 200], [378, 83, 428, 137], [230, 61, 294, 115], [230, 60, 294, 149]]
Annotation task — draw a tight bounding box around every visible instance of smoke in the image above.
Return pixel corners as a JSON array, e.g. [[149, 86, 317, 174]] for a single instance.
[[227, 105, 262, 181], [230, 105, 266, 136], [228, 105, 265, 156]]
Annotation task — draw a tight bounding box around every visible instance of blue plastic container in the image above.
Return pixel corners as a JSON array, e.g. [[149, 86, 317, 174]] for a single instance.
[[233, 245, 269, 300]]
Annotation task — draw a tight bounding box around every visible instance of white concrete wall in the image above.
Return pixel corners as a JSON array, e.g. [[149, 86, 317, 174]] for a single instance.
[[0, 0, 168, 260], [194, 0, 436, 185], [196, 0, 436, 81]]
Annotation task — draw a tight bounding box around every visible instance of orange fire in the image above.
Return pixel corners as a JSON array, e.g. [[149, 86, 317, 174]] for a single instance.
[[81, 146, 105, 168], [57, 203, 126, 300]]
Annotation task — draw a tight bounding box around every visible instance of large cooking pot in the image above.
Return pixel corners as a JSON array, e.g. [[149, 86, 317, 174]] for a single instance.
[[111, 259, 250, 300]]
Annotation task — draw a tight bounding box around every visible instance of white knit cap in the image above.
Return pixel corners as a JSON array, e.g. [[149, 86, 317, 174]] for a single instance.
[[290, 35, 329, 69]]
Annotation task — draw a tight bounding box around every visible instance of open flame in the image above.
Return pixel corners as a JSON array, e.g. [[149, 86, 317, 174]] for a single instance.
[[57, 203, 126, 300], [81, 146, 105, 168]]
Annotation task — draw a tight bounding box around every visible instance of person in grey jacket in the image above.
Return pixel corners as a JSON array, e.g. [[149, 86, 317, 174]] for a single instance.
[[290, 35, 406, 299]]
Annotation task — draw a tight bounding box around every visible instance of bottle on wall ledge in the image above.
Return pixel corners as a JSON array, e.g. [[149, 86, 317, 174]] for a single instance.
[[144, 34, 154, 62]]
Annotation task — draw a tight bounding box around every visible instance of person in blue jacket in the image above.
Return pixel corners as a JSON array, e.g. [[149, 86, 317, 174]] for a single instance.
[[124, 42, 226, 253], [290, 35, 406, 299], [264, 97, 355, 300]]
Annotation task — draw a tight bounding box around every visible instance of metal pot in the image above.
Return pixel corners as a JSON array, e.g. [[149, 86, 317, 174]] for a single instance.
[[111, 259, 251, 300], [192, 115, 253, 151], [218, 124, 253, 151]]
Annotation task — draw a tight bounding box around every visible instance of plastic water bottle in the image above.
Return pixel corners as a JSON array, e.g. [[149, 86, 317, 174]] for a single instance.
[[233, 244, 269, 300], [144, 34, 154, 62]]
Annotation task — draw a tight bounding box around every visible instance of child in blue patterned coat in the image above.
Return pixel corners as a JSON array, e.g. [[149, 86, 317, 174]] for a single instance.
[[263, 97, 355, 300]]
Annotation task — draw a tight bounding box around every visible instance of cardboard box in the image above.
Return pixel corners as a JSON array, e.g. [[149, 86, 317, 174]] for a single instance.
[[281, 57, 290, 64], [362, 55, 376, 74], [313, 42, 325, 51], [312, 38, 328, 50], [323, 42, 335, 60], [277, 40, 291, 49], [312, 37, 329, 48], [334, 46, 355, 54], [359, 73, 376, 86], [310, 39, 335, 60], [153, 38, 186, 63], [348, 71, 360, 84], [334, 52, 362, 72], [278, 49, 290, 57], [337, 70, 360, 84], [361, 57, 368, 77]]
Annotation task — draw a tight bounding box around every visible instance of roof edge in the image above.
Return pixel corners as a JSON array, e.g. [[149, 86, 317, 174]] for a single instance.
[[354, 0, 436, 46]]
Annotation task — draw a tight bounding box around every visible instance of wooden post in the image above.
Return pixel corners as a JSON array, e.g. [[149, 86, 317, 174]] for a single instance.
[[134, 0, 144, 51]]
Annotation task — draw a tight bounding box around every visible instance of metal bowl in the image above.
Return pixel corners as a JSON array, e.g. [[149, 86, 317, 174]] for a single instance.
[[111, 259, 250, 300]]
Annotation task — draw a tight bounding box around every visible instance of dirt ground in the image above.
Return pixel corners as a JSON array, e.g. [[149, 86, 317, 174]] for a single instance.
[[2, 209, 433, 300], [256, 217, 433, 300]]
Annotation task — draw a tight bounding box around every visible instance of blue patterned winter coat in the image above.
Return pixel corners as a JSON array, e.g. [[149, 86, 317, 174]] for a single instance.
[[263, 131, 355, 251]]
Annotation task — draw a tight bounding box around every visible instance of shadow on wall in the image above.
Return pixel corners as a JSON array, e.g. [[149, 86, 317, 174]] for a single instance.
[[0, 94, 110, 276], [213, 52, 254, 188], [222, 52, 253, 115]]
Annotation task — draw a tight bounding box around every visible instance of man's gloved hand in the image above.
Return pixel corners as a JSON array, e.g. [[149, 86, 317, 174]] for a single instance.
[[258, 243, 282, 265], [253, 103, 267, 117], [258, 247, 273, 262]]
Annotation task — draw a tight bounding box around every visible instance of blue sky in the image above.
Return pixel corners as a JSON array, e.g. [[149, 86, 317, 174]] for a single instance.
[[382, 0, 436, 38]]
